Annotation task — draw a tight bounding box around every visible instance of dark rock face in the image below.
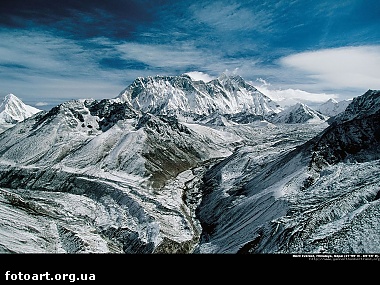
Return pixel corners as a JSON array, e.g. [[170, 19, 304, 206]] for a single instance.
[[310, 90, 380, 171], [330, 90, 380, 124], [136, 113, 216, 188], [310, 113, 380, 171], [86, 99, 140, 131]]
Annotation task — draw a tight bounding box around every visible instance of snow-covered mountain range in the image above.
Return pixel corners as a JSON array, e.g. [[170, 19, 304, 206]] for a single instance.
[[0, 74, 378, 254], [118, 73, 282, 120]]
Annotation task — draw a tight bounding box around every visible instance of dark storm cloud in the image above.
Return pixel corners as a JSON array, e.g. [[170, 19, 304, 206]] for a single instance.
[[0, 0, 155, 23], [0, 0, 166, 39]]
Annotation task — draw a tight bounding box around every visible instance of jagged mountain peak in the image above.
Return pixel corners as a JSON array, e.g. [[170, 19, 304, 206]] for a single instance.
[[330, 89, 380, 124], [118, 73, 282, 119], [0, 93, 41, 125], [1, 93, 19, 107], [326, 98, 338, 104], [210, 73, 256, 92], [316, 97, 351, 117], [34, 98, 140, 135], [307, 89, 380, 174], [270, 102, 328, 124], [216, 72, 243, 83]]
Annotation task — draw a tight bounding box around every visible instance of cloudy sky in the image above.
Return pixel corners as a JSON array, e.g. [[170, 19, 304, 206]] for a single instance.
[[0, 0, 379, 109]]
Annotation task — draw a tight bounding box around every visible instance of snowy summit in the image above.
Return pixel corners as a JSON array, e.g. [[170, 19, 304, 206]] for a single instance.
[[0, 93, 41, 124], [117, 73, 282, 119]]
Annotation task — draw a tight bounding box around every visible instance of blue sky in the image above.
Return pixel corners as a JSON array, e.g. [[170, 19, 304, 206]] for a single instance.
[[0, 0, 379, 109]]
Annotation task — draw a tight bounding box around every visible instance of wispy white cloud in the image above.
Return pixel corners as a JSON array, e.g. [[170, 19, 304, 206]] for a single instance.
[[279, 45, 380, 90], [0, 30, 123, 77], [184, 71, 215, 82], [0, 30, 128, 104], [0, 33, 71, 72], [253, 78, 339, 107], [116, 42, 213, 70], [115, 41, 249, 78], [189, 1, 273, 33], [34, 102, 49, 107]]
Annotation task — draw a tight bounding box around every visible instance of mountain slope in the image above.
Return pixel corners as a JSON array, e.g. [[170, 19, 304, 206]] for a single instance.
[[0, 96, 241, 253], [194, 89, 380, 253]]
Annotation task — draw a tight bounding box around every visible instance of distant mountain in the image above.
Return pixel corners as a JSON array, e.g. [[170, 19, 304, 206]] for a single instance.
[[316, 98, 351, 117], [117, 73, 282, 120], [0, 93, 41, 124], [0, 94, 42, 134], [270, 102, 329, 124]]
